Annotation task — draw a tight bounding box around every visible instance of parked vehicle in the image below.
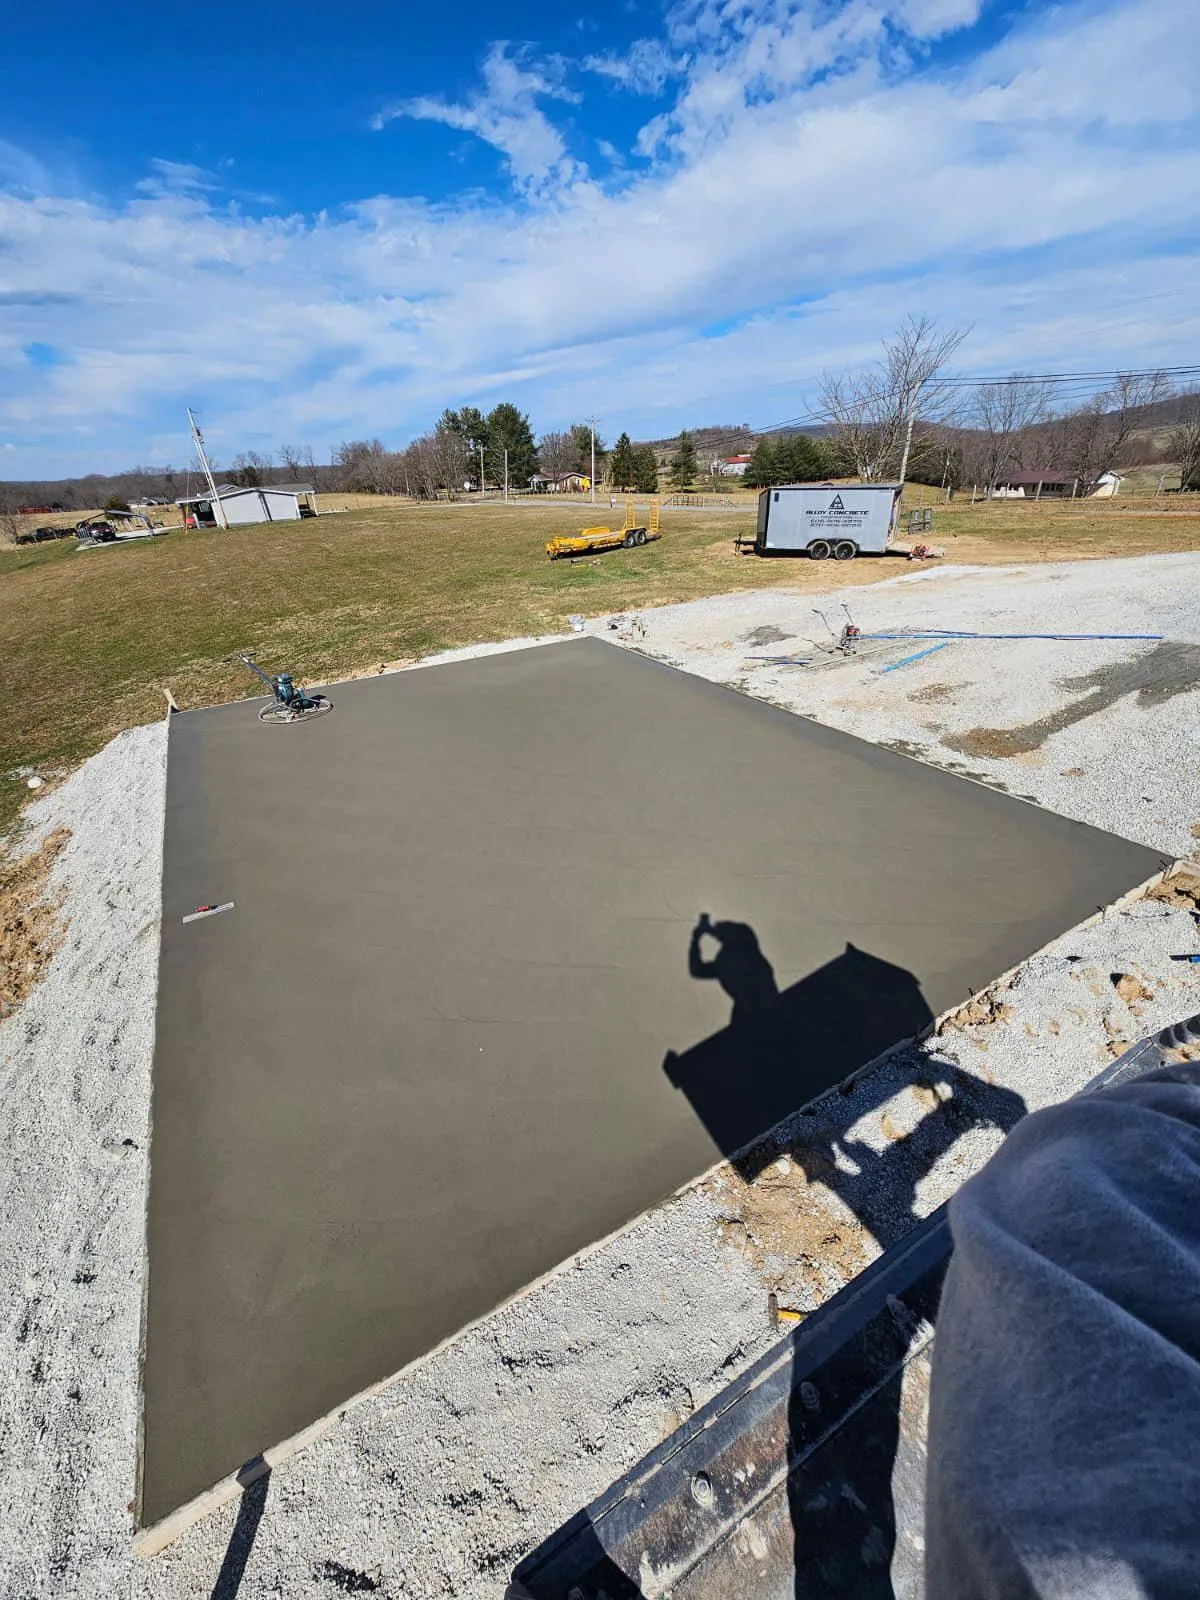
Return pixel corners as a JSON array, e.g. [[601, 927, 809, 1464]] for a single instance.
[[546, 498, 662, 559], [753, 483, 903, 559]]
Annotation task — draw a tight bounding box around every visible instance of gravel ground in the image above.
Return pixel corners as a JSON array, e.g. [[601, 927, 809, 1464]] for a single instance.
[[0, 722, 165, 1599], [1, 567, 1198, 1598], [586, 552, 1200, 856]]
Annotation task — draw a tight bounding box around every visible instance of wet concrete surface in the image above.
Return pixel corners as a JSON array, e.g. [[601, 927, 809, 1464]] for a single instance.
[[141, 638, 1161, 1523]]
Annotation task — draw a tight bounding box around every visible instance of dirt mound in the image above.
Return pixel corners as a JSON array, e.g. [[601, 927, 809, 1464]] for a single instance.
[[0, 828, 69, 1017]]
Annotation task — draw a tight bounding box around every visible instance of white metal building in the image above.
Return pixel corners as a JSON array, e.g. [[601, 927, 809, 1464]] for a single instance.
[[176, 482, 318, 526]]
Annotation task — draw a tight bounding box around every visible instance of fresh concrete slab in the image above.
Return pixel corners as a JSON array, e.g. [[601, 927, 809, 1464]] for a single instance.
[[142, 637, 1159, 1525]]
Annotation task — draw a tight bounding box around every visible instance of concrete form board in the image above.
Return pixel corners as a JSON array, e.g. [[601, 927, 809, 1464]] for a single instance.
[[142, 638, 1159, 1524]]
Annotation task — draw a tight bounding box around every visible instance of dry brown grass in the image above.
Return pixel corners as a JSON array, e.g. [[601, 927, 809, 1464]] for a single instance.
[[1, 494, 1197, 835]]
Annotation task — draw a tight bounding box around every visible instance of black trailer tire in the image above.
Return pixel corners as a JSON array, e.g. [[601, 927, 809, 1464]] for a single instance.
[[622, 531, 636, 547], [808, 540, 831, 561], [636, 529, 647, 545], [833, 540, 857, 561]]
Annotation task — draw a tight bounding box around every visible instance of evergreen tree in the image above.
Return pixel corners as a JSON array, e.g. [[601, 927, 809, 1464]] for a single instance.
[[776, 433, 831, 483], [610, 431, 636, 489], [743, 437, 778, 488], [569, 423, 607, 482], [634, 443, 660, 493], [485, 402, 538, 487], [441, 407, 490, 484], [670, 430, 698, 491]]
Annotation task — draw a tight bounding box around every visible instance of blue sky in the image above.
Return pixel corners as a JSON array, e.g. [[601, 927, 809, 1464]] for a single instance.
[[1, 0, 1198, 475]]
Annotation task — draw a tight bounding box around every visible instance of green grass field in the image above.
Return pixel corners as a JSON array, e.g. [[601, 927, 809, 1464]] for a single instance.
[[3, 494, 1200, 836]]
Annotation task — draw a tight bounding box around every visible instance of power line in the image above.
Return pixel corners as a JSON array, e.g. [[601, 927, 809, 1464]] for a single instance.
[[937, 363, 1200, 388], [757, 361, 1200, 434]]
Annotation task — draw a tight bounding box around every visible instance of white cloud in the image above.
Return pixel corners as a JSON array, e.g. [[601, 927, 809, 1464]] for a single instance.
[[373, 41, 583, 193], [136, 158, 221, 197], [970, 0, 1198, 126], [1, 0, 1199, 475], [583, 37, 678, 94], [0, 140, 51, 194]]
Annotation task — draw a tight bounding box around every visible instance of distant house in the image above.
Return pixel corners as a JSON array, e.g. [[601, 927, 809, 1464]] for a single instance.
[[176, 482, 318, 526], [713, 455, 752, 477], [529, 472, 591, 493], [989, 473, 1080, 499], [1087, 471, 1126, 498]]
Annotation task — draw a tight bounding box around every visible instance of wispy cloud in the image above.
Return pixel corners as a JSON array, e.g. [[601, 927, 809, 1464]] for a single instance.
[[2, 0, 1199, 474], [135, 158, 222, 197], [373, 41, 583, 193], [583, 37, 678, 95]]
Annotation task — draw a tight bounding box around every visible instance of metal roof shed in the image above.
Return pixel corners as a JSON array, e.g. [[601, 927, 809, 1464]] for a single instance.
[[176, 483, 318, 527]]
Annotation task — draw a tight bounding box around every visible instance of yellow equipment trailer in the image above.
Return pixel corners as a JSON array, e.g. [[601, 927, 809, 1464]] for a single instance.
[[546, 498, 661, 560]]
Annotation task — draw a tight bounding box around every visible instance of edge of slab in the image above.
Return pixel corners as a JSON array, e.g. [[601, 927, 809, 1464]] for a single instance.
[[133, 859, 1177, 1558]]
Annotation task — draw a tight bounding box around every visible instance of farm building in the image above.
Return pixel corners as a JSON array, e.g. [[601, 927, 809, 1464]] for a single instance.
[[1088, 471, 1126, 498], [713, 454, 752, 476], [989, 473, 1080, 499], [176, 481, 318, 526], [989, 471, 1126, 500]]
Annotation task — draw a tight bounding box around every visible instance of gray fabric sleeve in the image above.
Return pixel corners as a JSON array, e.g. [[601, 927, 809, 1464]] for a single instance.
[[926, 1065, 1200, 1600]]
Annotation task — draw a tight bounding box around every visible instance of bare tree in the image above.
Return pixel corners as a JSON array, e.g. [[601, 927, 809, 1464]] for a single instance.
[[1166, 395, 1200, 491], [333, 439, 397, 495], [397, 423, 470, 500], [819, 315, 969, 481], [230, 449, 273, 488], [0, 492, 21, 546], [426, 424, 469, 497], [1060, 371, 1171, 490], [278, 443, 316, 481], [537, 431, 578, 478], [972, 377, 1056, 494], [399, 437, 434, 500]]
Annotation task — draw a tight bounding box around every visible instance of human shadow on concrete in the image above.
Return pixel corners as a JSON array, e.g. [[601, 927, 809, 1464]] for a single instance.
[[663, 916, 936, 1179], [662, 916, 1028, 1597], [508, 924, 1027, 1598]]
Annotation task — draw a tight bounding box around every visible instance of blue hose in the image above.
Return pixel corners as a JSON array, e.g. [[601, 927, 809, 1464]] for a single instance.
[[859, 631, 1164, 642], [879, 642, 954, 672]]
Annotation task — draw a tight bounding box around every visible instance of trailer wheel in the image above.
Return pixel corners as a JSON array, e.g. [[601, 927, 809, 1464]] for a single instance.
[[623, 531, 636, 547], [808, 540, 831, 561], [635, 529, 647, 545], [833, 540, 857, 561]]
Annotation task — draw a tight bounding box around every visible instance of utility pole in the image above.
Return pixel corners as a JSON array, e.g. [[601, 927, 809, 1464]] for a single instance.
[[504, 448, 509, 505], [187, 407, 227, 528], [588, 415, 599, 505], [478, 443, 485, 498], [896, 384, 921, 507]]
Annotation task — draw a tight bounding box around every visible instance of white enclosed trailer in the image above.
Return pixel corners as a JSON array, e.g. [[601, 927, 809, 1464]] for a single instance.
[[755, 482, 902, 560]]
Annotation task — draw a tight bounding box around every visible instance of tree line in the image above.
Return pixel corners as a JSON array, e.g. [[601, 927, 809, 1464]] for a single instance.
[[814, 315, 1200, 494], [6, 325, 1199, 521], [333, 407, 674, 499]]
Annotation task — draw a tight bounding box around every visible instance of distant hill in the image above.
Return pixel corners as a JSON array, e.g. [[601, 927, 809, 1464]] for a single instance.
[[636, 424, 758, 464], [636, 387, 1200, 472]]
